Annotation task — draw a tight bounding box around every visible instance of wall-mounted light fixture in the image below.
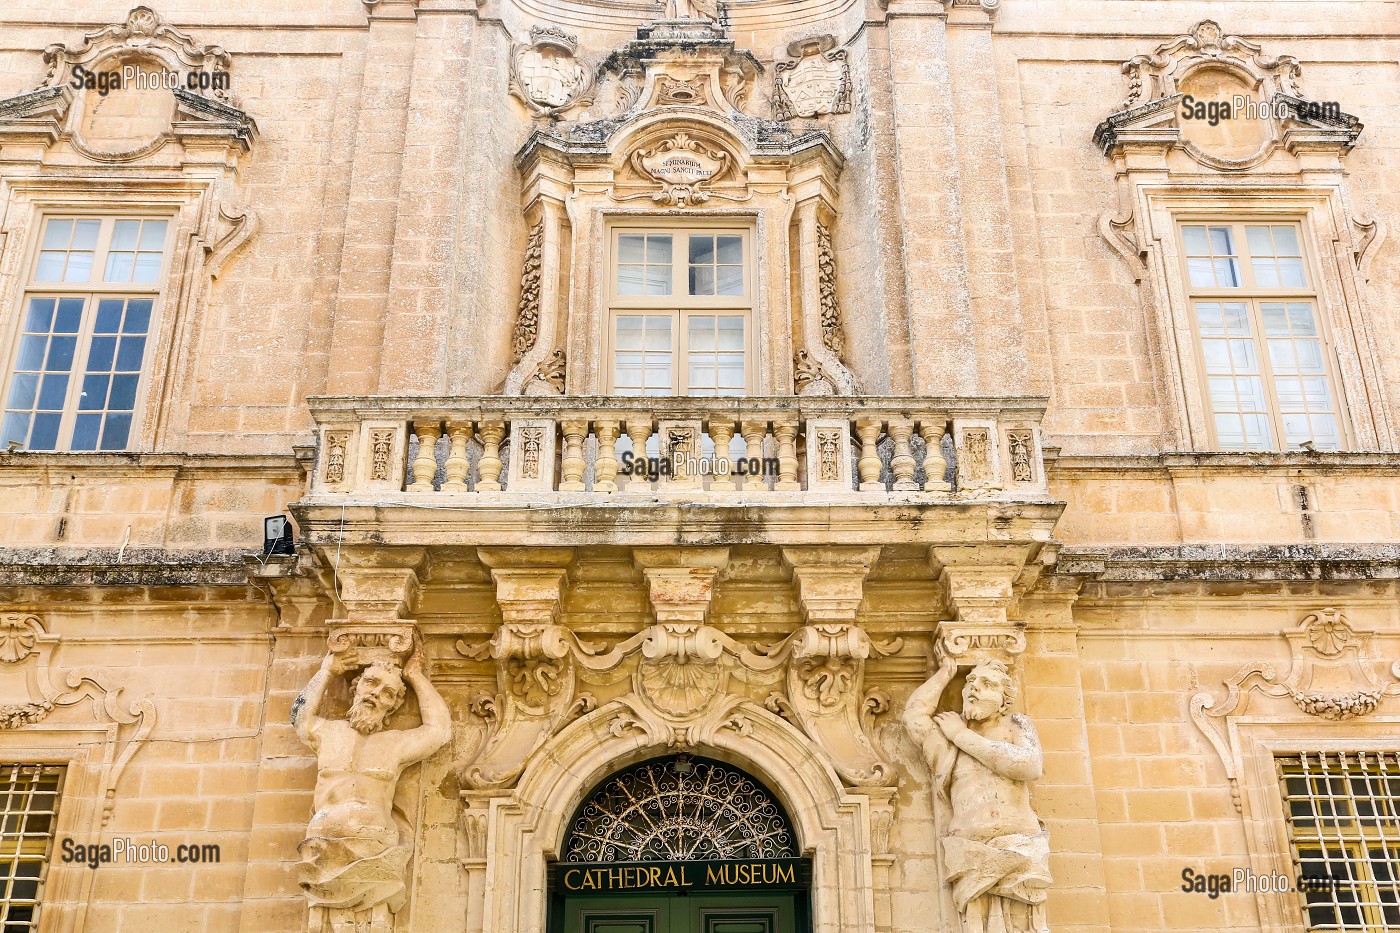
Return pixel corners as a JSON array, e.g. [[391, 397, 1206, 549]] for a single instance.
[[263, 515, 295, 556]]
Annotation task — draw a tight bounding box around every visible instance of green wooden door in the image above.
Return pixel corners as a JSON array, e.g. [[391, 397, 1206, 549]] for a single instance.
[[561, 893, 800, 933]]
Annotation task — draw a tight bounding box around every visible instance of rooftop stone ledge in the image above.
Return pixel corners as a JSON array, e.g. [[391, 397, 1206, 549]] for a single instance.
[[304, 394, 1051, 502]]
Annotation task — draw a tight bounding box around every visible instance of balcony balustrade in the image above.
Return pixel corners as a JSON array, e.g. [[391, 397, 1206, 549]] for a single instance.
[[305, 396, 1049, 502]]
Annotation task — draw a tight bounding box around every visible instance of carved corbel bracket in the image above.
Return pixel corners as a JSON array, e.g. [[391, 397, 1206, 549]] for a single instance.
[[1191, 608, 1400, 811], [929, 546, 1031, 628], [762, 623, 901, 785], [935, 621, 1027, 669], [455, 622, 599, 789], [326, 621, 418, 672], [324, 549, 427, 621]]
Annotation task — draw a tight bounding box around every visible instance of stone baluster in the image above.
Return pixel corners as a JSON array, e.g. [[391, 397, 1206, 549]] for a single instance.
[[593, 419, 620, 493], [920, 418, 951, 493], [855, 418, 884, 491], [441, 421, 473, 492], [626, 419, 652, 490], [740, 420, 768, 491], [476, 420, 506, 492], [888, 418, 918, 491], [408, 420, 442, 491], [774, 419, 800, 491], [559, 419, 588, 491], [707, 418, 736, 492]]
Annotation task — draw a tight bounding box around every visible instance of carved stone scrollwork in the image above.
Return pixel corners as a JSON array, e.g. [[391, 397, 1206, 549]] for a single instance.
[[629, 132, 736, 207], [527, 348, 566, 396], [1191, 608, 1400, 811], [794, 350, 834, 396], [774, 36, 851, 121], [761, 623, 901, 785], [0, 612, 155, 825], [455, 622, 600, 788]]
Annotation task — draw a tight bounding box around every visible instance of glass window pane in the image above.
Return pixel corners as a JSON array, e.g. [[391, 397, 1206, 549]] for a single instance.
[[1221, 303, 1250, 335], [108, 374, 139, 411], [1, 411, 30, 447], [1201, 340, 1229, 372], [618, 235, 645, 264], [35, 252, 65, 282], [644, 363, 672, 390], [37, 373, 69, 409], [716, 265, 743, 296], [1261, 303, 1288, 335], [139, 219, 168, 250], [124, 300, 152, 333], [643, 318, 671, 350], [1309, 414, 1339, 448], [646, 235, 672, 263], [78, 375, 109, 411], [132, 253, 163, 283], [71, 413, 101, 450], [1278, 258, 1306, 287], [689, 235, 714, 264], [64, 252, 93, 283], [717, 361, 745, 387], [72, 219, 101, 250], [42, 219, 73, 249], [1213, 257, 1239, 287], [100, 413, 132, 450], [717, 317, 744, 350], [1295, 340, 1324, 373], [1229, 339, 1258, 370], [617, 265, 644, 295], [94, 300, 124, 334], [30, 412, 61, 450], [45, 337, 76, 372], [25, 298, 56, 332], [1240, 413, 1272, 448], [116, 335, 146, 370], [1268, 339, 1298, 373], [1246, 225, 1273, 257], [1182, 226, 1209, 255], [105, 253, 135, 282], [17, 336, 47, 371], [6, 373, 39, 410], [689, 316, 716, 351], [1272, 225, 1300, 255], [1208, 226, 1234, 254], [689, 266, 714, 296], [55, 298, 84, 333], [1214, 413, 1245, 447], [1187, 257, 1214, 287], [717, 236, 742, 264], [1288, 303, 1317, 335], [615, 316, 644, 350], [1252, 260, 1278, 288], [688, 361, 715, 386], [111, 220, 141, 250], [645, 266, 671, 296], [1195, 302, 1223, 335]]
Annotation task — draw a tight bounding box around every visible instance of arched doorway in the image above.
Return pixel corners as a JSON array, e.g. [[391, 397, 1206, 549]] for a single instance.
[[548, 755, 812, 933]]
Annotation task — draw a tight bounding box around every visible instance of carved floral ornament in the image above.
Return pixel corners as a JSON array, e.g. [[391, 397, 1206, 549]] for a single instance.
[[625, 132, 741, 207], [455, 618, 900, 790], [1191, 609, 1400, 811]]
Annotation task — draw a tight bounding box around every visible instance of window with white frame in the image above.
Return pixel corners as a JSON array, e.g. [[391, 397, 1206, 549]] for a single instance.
[[0, 763, 64, 933], [1178, 221, 1343, 450], [1277, 752, 1400, 931], [2, 215, 170, 452], [607, 226, 751, 396]]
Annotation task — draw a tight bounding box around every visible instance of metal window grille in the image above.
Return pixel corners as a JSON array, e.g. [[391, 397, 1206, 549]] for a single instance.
[[0, 764, 64, 933], [1277, 752, 1400, 932]]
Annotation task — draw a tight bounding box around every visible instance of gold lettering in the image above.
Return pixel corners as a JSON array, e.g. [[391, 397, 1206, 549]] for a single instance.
[[580, 870, 596, 890], [608, 868, 623, 889], [649, 867, 662, 887], [777, 863, 794, 883], [665, 867, 679, 887], [682, 865, 693, 887], [564, 869, 581, 890], [706, 865, 721, 885]]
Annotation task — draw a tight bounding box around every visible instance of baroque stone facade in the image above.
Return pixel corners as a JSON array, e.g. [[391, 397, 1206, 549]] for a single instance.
[[0, 4, 1398, 933]]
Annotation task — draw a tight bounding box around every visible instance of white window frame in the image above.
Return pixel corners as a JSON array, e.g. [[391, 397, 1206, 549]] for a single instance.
[[603, 222, 756, 396], [1, 210, 174, 453], [1174, 217, 1349, 451]]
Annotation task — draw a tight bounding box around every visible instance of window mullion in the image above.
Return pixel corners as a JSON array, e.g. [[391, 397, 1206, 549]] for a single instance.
[[57, 294, 100, 451]]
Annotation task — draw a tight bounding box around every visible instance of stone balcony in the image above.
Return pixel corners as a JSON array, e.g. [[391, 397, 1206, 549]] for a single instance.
[[305, 395, 1050, 499], [291, 396, 1061, 550]]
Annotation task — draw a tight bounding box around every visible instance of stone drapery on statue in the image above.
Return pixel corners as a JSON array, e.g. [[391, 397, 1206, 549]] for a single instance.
[[293, 647, 451, 933], [904, 656, 1052, 933]]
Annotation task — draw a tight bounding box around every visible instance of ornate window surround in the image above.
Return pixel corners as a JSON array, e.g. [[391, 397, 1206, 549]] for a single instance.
[[1190, 609, 1400, 932], [0, 179, 253, 451], [1093, 20, 1391, 452], [501, 25, 854, 398]]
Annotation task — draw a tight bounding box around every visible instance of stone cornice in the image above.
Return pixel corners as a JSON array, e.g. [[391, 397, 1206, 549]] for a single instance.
[[0, 547, 262, 587], [1053, 544, 1400, 583], [1048, 451, 1400, 476], [0, 450, 305, 477]]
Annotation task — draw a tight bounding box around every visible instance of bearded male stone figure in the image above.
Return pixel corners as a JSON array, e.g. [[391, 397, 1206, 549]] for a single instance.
[[294, 649, 451, 933], [903, 655, 1052, 933]]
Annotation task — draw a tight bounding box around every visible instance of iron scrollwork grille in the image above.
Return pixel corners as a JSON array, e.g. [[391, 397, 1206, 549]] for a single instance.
[[562, 757, 798, 863]]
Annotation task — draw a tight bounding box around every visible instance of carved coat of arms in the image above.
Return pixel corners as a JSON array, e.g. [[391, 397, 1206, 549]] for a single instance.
[[774, 36, 851, 120], [510, 26, 590, 117]]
